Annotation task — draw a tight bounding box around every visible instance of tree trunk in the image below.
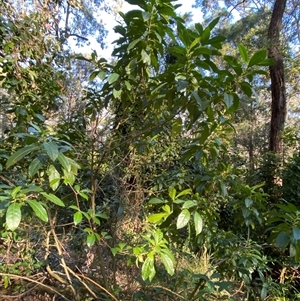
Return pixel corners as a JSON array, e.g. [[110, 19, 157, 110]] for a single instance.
[[268, 0, 287, 153]]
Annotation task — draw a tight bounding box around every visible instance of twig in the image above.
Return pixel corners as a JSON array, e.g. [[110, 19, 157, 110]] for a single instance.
[[0, 273, 71, 301], [0, 278, 45, 299], [148, 285, 188, 300], [49, 212, 77, 297], [78, 273, 120, 301], [231, 281, 244, 296], [65, 266, 97, 299]]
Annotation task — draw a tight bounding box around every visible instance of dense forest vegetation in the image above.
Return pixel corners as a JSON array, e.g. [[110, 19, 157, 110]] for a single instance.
[[0, 0, 300, 300]]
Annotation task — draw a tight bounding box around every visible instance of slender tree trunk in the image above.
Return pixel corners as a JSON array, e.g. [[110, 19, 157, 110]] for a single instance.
[[268, 0, 287, 153]]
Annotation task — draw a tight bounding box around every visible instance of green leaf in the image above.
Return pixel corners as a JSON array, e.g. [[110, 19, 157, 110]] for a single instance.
[[199, 125, 210, 144], [162, 204, 171, 214], [57, 153, 71, 172], [142, 11, 151, 21], [28, 157, 42, 178], [128, 38, 141, 51], [260, 283, 268, 300], [256, 58, 275, 66], [147, 213, 168, 223], [240, 81, 252, 97], [125, 80, 132, 91], [245, 198, 253, 208], [108, 73, 120, 84], [224, 93, 234, 109], [248, 49, 267, 68], [194, 211, 203, 235], [40, 192, 65, 207], [276, 232, 290, 248], [74, 211, 82, 225], [6, 144, 39, 168], [27, 199, 48, 222], [201, 27, 210, 45], [6, 203, 21, 231], [176, 188, 192, 198], [171, 117, 182, 137], [189, 37, 201, 50], [11, 186, 22, 198], [293, 227, 300, 241], [177, 79, 188, 92], [89, 70, 100, 81], [148, 198, 165, 204], [48, 165, 60, 191], [182, 200, 197, 209], [43, 142, 59, 161], [160, 252, 175, 276], [141, 49, 151, 64], [63, 169, 75, 185], [177, 209, 191, 229], [238, 44, 248, 62], [169, 187, 176, 201], [113, 88, 122, 99], [142, 254, 155, 281], [208, 17, 220, 30], [87, 233, 96, 247]]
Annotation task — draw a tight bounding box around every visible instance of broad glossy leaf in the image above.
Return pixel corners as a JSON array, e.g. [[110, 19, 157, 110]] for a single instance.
[[89, 70, 99, 81], [177, 209, 191, 229], [142, 254, 155, 281], [208, 17, 220, 30], [201, 27, 210, 45], [245, 198, 253, 208], [48, 165, 60, 191], [256, 58, 275, 66], [194, 211, 203, 235], [11, 186, 22, 198], [128, 38, 141, 51], [177, 79, 188, 92], [27, 199, 48, 222], [160, 252, 175, 276], [290, 243, 296, 257], [199, 125, 210, 144], [41, 192, 65, 207], [224, 93, 234, 109], [63, 169, 75, 185], [189, 37, 200, 50], [176, 188, 192, 198], [169, 187, 176, 201], [293, 227, 300, 241], [6, 144, 39, 168], [141, 49, 151, 64], [276, 232, 290, 248], [6, 203, 21, 231], [147, 213, 168, 223], [108, 73, 120, 84], [238, 44, 248, 62], [126, 0, 146, 9], [182, 200, 197, 209], [240, 81, 252, 97], [87, 233, 96, 247], [142, 11, 151, 21], [248, 49, 267, 68], [43, 142, 59, 161], [28, 157, 42, 178], [57, 152, 71, 172], [148, 198, 165, 204], [113, 88, 122, 99]]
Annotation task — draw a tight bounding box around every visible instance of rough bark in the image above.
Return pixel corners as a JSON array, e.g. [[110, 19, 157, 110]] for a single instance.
[[268, 0, 287, 153]]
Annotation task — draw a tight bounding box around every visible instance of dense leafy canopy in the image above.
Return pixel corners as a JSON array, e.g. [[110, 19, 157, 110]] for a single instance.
[[0, 0, 300, 300]]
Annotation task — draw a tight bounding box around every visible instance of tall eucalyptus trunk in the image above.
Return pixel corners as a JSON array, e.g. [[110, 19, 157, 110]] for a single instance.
[[268, 0, 287, 153]]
